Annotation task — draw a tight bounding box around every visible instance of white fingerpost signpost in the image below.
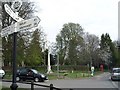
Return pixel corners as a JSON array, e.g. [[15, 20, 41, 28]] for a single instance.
[[1, 0, 40, 90], [11, 0, 22, 12], [16, 16, 40, 32], [1, 23, 16, 37], [4, 4, 24, 22], [1, 16, 40, 37]]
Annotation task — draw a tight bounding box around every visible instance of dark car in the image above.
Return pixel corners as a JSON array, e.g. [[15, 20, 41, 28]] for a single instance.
[[16, 68, 48, 82]]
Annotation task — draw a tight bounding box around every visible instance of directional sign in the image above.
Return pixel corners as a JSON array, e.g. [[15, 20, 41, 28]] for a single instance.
[[1, 16, 40, 37], [4, 4, 24, 22], [1, 23, 16, 37], [16, 16, 40, 32]]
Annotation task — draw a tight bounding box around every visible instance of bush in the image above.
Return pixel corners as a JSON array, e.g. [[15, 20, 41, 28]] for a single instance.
[[58, 65, 88, 71]]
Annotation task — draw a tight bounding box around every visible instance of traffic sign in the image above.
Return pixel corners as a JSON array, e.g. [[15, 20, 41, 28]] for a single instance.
[[16, 16, 40, 31], [4, 4, 24, 22], [1, 23, 16, 37]]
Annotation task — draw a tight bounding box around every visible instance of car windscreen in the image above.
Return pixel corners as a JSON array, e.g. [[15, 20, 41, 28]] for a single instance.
[[113, 69, 120, 73], [31, 69, 38, 74]]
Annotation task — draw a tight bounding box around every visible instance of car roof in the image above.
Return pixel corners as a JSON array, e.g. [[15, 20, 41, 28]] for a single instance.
[[113, 68, 120, 69], [17, 67, 36, 71], [112, 68, 120, 70]]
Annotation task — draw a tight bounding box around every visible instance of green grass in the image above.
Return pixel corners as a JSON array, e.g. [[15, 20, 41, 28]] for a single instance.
[[4, 75, 12, 80], [4, 70, 104, 80], [67, 72, 90, 79], [47, 70, 97, 80], [0, 85, 2, 90], [4, 70, 12, 80]]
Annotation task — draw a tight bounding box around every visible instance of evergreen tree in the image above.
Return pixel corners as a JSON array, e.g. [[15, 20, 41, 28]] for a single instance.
[[17, 35, 25, 66], [2, 37, 12, 66], [26, 29, 43, 66], [100, 33, 116, 67]]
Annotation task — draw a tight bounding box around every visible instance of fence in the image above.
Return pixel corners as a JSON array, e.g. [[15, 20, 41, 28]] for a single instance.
[[24, 81, 62, 90]]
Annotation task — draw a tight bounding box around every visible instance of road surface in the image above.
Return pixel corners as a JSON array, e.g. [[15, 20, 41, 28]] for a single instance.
[[1, 72, 120, 90]]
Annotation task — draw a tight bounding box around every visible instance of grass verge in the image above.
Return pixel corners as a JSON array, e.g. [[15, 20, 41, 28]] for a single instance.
[[47, 70, 104, 80], [4, 70, 104, 80]]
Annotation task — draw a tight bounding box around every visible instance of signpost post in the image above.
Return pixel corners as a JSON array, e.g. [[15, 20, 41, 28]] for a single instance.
[[9, 1, 22, 90], [1, 1, 40, 90]]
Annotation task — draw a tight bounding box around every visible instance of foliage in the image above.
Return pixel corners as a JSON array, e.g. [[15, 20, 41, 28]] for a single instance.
[[100, 33, 119, 67], [83, 33, 100, 67], [56, 23, 84, 65], [16, 35, 25, 66], [25, 29, 43, 66], [2, 36, 12, 66], [1, 1, 119, 68], [56, 23, 101, 67], [100, 33, 112, 66], [2, 2, 47, 67]]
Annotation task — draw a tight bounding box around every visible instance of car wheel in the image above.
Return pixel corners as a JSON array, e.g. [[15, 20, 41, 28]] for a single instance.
[[111, 77, 114, 81], [39, 78, 44, 82], [2, 76, 4, 79], [34, 77, 39, 82], [41, 79, 44, 82], [16, 77, 20, 81]]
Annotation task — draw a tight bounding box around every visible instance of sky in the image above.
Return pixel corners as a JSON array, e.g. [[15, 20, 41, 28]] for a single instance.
[[30, 0, 119, 43]]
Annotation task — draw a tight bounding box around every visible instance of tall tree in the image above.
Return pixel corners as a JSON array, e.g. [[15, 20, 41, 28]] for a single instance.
[[83, 33, 100, 67], [100, 33, 113, 68], [25, 29, 43, 66], [16, 35, 25, 66], [109, 41, 120, 66], [56, 23, 84, 65], [2, 37, 12, 66]]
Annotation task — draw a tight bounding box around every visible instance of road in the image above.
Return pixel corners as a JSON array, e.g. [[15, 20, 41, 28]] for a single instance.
[[1, 72, 120, 90]]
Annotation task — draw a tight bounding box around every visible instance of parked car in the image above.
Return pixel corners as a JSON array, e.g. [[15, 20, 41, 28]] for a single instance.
[[111, 68, 120, 81], [0, 68, 5, 79], [16, 68, 48, 82]]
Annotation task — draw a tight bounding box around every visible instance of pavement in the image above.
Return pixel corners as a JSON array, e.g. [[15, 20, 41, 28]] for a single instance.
[[92, 72, 110, 79]]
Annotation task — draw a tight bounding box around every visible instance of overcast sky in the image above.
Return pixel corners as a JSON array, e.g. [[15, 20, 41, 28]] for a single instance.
[[30, 0, 119, 43]]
